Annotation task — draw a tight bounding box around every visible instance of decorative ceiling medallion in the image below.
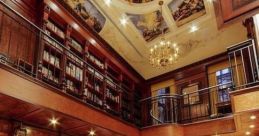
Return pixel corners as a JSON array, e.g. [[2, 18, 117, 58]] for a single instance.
[[168, 0, 206, 27], [124, 0, 154, 4], [127, 11, 169, 42], [63, 0, 106, 32]]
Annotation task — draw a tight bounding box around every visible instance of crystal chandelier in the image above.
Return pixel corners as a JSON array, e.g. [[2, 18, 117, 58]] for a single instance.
[[149, 1, 179, 68]]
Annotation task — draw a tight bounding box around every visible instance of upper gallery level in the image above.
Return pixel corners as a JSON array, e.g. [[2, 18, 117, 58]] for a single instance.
[[0, 0, 144, 133], [0, 0, 259, 136]]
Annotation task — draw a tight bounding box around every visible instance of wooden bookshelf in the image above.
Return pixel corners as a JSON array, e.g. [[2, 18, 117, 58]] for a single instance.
[[38, 4, 142, 126]]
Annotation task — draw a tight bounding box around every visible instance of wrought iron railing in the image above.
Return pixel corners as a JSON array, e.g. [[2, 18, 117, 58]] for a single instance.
[[0, 0, 140, 125], [141, 39, 259, 127]]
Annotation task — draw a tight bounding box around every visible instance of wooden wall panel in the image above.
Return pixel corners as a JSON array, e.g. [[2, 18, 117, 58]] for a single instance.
[[214, 0, 259, 28], [0, 7, 38, 64], [183, 117, 236, 136], [2, 0, 40, 23], [231, 86, 259, 113], [140, 125, 183, 136], [0, 120, 12, 136]]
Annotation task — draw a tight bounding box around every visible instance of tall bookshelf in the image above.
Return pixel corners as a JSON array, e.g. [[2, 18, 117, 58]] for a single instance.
[[65, 29, 85, 98], [41, 6, 66, 89], [105, 63, 121, 115], [40, 4, 142, 126]]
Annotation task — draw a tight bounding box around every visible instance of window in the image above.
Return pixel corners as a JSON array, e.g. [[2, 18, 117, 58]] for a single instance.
[[216, 68, 232, 102]]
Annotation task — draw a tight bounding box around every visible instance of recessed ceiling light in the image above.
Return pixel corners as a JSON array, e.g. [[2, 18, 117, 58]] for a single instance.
[[72, 23, 79, 30], [120, 16, 128, 26], [249, 125, 255, 128], [105, 0, 112, 6], [190, 25, 198, 33], [25, 128, 31, 134], [49, 117, 59, 126], [88, 129, 96, 136], [89, 38, 97, 45], [245, 131, 251, 135], [250, 115, 256, 120]]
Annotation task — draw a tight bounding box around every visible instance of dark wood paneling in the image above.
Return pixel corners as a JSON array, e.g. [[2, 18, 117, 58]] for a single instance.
[[3, 0, 40, 23], [214, 0, 259, 28], [0, 10, 37, 64]]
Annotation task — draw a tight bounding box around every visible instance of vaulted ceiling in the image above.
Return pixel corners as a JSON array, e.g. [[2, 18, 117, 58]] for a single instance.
[[89, 0, 248, 79]]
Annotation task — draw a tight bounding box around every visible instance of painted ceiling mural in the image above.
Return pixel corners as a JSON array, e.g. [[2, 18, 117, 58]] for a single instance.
[[124, 0, 154, 3], [127, 11, 169, 42], [63, 0, 106, 32], [168, 0, 206, 26]]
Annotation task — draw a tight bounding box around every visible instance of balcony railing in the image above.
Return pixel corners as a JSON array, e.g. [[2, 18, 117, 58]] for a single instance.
[[0, 0, 141, 126], [140, 39, 259, 127]]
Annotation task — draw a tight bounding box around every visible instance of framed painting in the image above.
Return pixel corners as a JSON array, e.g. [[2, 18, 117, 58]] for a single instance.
[[61, 0, 106, 33], [182, 83, 200, 105], [127, 11, 169, 42], [168, 0, 206, 26]]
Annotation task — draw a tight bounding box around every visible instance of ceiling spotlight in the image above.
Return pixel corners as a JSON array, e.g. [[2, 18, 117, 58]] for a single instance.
[[88, 129, 96, 136], [25, 128, 31, 134], [49, 117, 59, 126], [120, 16, 128, 26], [105, 0, 111, 6], [89, 38, 97, 45], [72, 23, 79, 30], [249, 125, 255, 128], [245, 131, 251, 135], [190, 25, 198, 33], [250, 115, 256, 120]]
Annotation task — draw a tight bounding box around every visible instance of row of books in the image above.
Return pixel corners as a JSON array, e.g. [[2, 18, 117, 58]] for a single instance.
[[67, 52, 84, 66], [70, 38, 83, 53], [87, 82, 102, 93], [106, 76, 116, 89], [46, 20, 65, 39], [66, 80, 80, 93], [66, 62, 83, 81], [87, 67, 104, 80], [84, 88, 103, 106], [88, 53, 104, 69], [106, 88, 120, 103], [43, 50, 60, 68], [41, 66, 59, 84], [43, 35, 63, 51]]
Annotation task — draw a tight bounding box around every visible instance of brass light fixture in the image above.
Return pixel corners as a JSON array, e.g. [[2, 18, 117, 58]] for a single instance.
[[149, 1, 179, 68]]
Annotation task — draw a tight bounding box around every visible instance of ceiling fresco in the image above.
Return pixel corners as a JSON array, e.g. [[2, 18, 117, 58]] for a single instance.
[[124, 0, 154, 3], [168, 0, 206, 26], [127, 11, 169, 42], [66, 0, 248, 79], [63, 0, 106, 32]]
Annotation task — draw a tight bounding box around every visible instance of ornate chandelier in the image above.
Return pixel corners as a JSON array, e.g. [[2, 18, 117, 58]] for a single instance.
[[149, 38, 179, 67], [149, 1, 179, 68]]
